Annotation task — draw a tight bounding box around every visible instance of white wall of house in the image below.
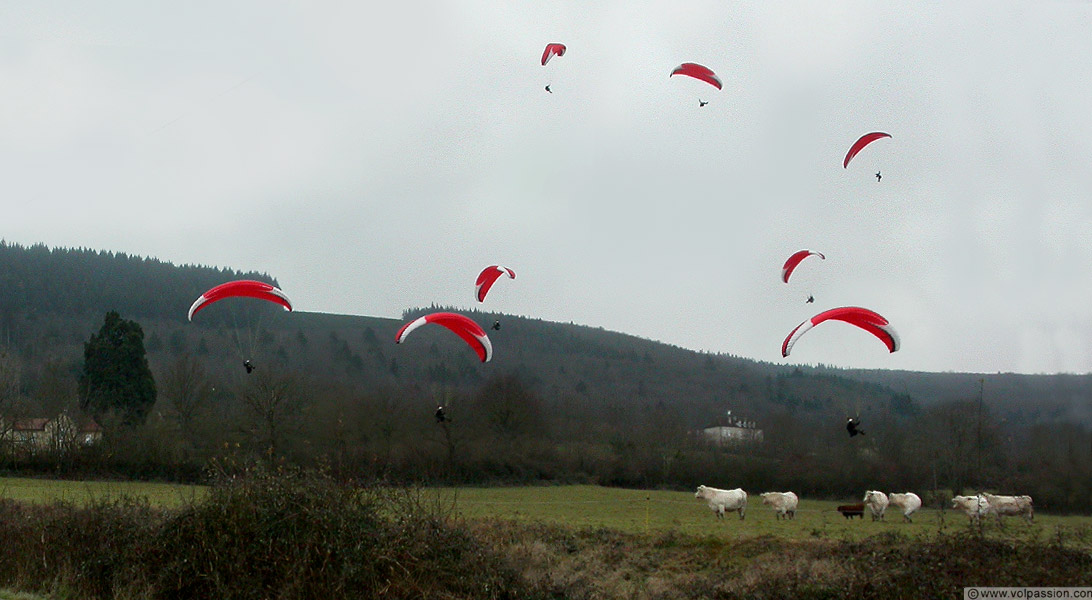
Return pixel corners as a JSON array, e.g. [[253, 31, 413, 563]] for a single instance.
[[701, 425, 764, 444]]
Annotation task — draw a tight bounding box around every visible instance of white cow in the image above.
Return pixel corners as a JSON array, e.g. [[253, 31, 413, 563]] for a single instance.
[[982, 493, 1034, 525], [951, 495, 989, 524], [695, 485, 747, 520], [760, 492, 799, 520], [863, 490, 889, 521], [887, 492, 923, 522]]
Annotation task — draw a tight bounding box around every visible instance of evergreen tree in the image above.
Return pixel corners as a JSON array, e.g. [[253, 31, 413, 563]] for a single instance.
[[78, 311, 157, 423]]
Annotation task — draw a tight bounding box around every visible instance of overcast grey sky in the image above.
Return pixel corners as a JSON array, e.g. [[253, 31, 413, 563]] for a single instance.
[[3, 1, 1092, 374]]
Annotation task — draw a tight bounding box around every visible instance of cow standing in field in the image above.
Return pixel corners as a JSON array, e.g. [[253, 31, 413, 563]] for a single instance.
[[695, 485, 747, 520], [863, 490, 889, 521], [951, 495, 989, 525], [760, 492, 799, 520], [982, 493, 1034, 526], [836, 503, 866, 519], [887, 492, 923, 523]]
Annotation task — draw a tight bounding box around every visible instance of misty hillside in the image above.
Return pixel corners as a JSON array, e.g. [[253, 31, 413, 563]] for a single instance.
[[2, 241, 1089, 428], [838, 368, 1092, 428]]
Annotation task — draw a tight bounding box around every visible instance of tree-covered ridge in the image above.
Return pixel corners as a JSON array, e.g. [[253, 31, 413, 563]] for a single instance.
[[0, 241, 1086, 432], [0, 241, 278, 323], [0, 242, 1079, 431], [0, 241, 1089, 510]]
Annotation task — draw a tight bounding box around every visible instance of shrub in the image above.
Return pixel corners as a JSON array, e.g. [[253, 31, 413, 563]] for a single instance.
[[0, 470, 532, 600]]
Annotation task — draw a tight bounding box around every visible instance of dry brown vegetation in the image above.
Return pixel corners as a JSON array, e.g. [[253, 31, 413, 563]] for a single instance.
[[0, 469, 524, 600], [476, 523, 1092, 600]]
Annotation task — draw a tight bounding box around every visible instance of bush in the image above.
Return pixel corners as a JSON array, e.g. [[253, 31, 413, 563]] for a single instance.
[[0, 497, 156, 598], [0, 470, 532, 599]]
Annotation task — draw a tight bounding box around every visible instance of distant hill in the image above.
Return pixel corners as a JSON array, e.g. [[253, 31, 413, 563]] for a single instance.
[[837, 368, 1092, 426], [2, 241, 1089, 428]]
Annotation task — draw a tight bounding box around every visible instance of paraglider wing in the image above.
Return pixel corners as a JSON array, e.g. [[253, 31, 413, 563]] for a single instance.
[[541, 43, 566, 66], [854, 320, 900, 353], [395, 312, 493, 362], [475, 265, 516, 303], [781, 306, 899, 357], [781, 250, 826, 283], [188, 280, 293, 321], [843, 132, 891, 168], [670, 63, 722, 90]]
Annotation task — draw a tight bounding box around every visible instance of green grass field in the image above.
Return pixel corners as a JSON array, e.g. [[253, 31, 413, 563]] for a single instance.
[[439, 485, 1092, 547], [0, 476, 204, 508], [3, 477, 1090, 548]]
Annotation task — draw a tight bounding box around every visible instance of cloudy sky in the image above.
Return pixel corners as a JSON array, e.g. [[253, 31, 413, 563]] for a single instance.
[[2, 1, 1092, 374]]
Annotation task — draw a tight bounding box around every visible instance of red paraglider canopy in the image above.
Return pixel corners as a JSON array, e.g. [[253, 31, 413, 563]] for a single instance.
[[843, 132, 891, 168], [670, 63, 722, 90], [188, 280, 293, 321], [475, 265, 516, 303], [781, 306, 899, 357], [541, 43, 566, 66], [395, 312, 493, 363], [781, 250, 825, 284]]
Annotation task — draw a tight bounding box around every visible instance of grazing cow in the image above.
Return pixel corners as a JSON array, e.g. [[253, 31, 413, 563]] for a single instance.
[[951, 495, 989, 524], [863, 490, 889, 521], [836, 503, 866, 519], [760, 492, 799, 520], [695, 485, 747, 520], [982, 493, 1034, 526], [887, 492, 923, 523]]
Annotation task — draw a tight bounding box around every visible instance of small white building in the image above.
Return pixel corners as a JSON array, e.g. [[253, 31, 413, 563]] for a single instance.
[[701, 424, 764, 444], [3, 413, 102, 454], [700, 411, 763, 445]]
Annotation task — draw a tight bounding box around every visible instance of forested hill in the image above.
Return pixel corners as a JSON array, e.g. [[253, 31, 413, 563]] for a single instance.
[[836, 368, 1092, 427], [2, 241, 1089, 428], [0, 241, 277, 323]]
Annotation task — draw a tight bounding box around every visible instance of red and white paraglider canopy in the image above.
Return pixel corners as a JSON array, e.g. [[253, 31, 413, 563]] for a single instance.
[[781, 250, 825, 284], [475, 265, 516, 303], [670, 63, 722, 90], [541, 43, 566, 66], [188, 280, 293, 321], [395, 312, 493, 363], [843, 132, 891, 168], [782, 306, 899, 357]]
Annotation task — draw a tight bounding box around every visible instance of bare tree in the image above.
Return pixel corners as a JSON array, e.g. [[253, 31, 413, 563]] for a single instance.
[[471, 373, 546, 443], [33, 358, 78, 417], [915, 400, 999, 495], [0, 348, 25, 460], [368, 391, 406, 477], [158, 354, 213, 448], [238, 369, 306, 461]]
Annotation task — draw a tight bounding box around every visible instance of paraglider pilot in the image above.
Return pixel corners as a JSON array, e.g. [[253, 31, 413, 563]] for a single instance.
[[875, 171, 882, 182], [806, 295, 814, 304], [492, 320, 501, 331], [699, 99, 709, 107], [435, 405, 448, 423], [846, 417, 865, 437], [243, 360, 255, 374]]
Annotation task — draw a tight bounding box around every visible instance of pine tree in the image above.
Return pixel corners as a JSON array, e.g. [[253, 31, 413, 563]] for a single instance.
[[78, 311, 157, 424]]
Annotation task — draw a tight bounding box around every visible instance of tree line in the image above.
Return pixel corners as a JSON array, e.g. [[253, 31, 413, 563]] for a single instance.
[[0, 242, 1089, 511], [0, 309, 1086, 512]]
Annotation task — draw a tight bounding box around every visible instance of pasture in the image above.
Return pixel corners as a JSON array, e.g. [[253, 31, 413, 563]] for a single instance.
[[5, 477, 1090, 549], [443, 485, 1092, 548], [2, 477, 1091, 598], [0, 476, 204, 508]]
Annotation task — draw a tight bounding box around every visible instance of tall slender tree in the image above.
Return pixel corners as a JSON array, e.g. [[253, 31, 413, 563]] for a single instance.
[[78, 311, 156, 424]]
